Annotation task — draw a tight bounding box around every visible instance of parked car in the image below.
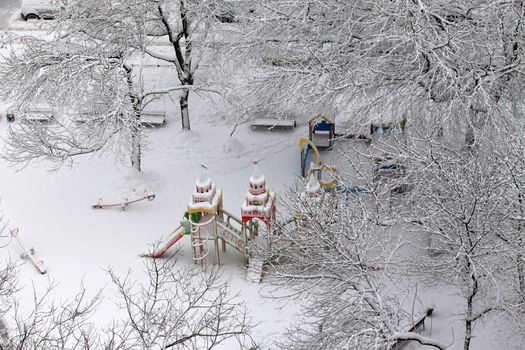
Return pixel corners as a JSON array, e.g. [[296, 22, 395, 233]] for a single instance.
[[20, 0, 61, 21]]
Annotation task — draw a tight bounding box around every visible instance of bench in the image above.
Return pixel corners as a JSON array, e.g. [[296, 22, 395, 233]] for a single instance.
[[251, 116, 296, 129], [7, 110, 54, 123], [71, 111, 167, 127], [140, 111, 166, 127]]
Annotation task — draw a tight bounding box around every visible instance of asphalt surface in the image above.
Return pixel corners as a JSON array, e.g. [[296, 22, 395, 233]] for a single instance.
[[0, 0, 22, 29]]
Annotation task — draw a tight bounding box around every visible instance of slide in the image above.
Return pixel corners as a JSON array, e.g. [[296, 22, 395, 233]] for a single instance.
[[299, 137, 321, 177], [146, 225, 187, 258], [298, 138, 337, 190]]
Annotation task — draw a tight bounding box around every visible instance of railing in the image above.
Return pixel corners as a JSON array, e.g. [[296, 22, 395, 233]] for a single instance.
[[388, 306, 435, 350]]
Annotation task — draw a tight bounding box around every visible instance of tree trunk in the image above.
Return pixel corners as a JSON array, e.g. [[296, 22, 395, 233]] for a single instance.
[[180, 87, 190, 130], [464, 314, 472, 350], [0, 318, 8, 346], [124, 64, 143, 171], [519, 255, 525, 297], [464, 269, 478, 350], [517, 227, 525, 298], [516, 212, 525, 300], [131, 125, 141, 171]]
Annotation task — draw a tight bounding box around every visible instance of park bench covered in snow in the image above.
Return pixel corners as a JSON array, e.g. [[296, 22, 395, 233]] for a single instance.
[[140, 111, 166, 127], [250, 112, 296, 130], [71, 111, 167, 127], [6, 109, 54, 123]]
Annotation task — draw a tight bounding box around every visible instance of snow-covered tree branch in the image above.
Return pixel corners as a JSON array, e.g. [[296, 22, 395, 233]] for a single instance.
[[232, 0, 525, 144], [0, 0, 233, 170], [254, 186, 445, 349], [0, 256, 256, 349]]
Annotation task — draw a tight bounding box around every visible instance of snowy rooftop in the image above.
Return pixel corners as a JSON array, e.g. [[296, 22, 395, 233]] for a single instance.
[[196, 167, 212, 189], [249, 161, 265, 185]]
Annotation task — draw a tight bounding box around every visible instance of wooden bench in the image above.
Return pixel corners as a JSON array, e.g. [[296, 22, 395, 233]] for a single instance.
[[251, 116, 296, 129], [140, 111, 166, 127]]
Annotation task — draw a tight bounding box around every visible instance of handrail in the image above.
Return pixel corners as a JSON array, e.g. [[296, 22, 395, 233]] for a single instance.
[[216, 221, 243, 240], [220, 208, 243, 225]]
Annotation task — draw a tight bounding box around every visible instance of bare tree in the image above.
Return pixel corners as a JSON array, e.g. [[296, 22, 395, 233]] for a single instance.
[[0, 0, 232, 170], [0, 255, 256, 349], [256, 186, 446, 350], [399, 138, 517, 350], [0, 259, 18, 348], [232, 1, 525, 144], [484, 119, 525, 344], [105, 256, 256, 349]]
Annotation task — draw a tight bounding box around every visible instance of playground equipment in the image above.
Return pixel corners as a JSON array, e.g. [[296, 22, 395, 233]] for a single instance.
[[241, 160, 276, 228], [370, 117, 406, 135], [299, 126, 370, 194], [299, 137, 338, 190], [93, 192, 156, 210], [301, 115, 341, 190], [147, 164, 274, 279], [186, 166, 223, 269], [308, 115, 335, 149], [145, 224, 188, 259], [241, 160, 276, 281], [299, 137, 321, 178], [10, 228, 47, 275]]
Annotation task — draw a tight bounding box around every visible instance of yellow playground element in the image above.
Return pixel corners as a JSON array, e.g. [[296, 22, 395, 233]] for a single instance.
[[299, 137, 338, 190]]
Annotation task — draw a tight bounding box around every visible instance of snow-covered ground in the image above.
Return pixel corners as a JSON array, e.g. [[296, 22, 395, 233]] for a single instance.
[[0, 10, 520, 350], [0, 100, 512, 350]]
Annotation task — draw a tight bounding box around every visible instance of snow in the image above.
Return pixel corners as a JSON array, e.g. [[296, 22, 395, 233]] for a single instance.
[[244, 190, 268, 204], [391, 332, 448, 349], [0, 12, 519, 350], [0, 21, 306, 336], [0, 110, 301, 343], [242, 192, 275, 216], [0, 42, 303, 338], [195, 170, 212, 189], [305, 173, 321, 193], [249, 164, 265, 186], [189, 188, 222, 214]]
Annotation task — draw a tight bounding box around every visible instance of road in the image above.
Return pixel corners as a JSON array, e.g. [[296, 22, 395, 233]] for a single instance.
[[0, 0, 21, 29]]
